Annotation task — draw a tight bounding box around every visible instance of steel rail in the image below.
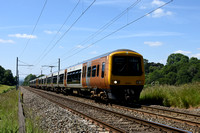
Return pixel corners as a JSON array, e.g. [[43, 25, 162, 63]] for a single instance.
[[112, 104, 200, 127], [25, 87, 190, 133], [24, 87, 125, 133], [141, 105, 200, 119]]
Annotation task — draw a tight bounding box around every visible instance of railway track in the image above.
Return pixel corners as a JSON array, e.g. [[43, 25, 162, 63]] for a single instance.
[[67, 95, 200, 132], [112, 104, 200, 128], [24, 87, 190, 133]]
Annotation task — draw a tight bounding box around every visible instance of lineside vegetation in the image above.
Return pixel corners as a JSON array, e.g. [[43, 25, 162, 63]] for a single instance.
[[140, 82, 200, 108], [144, 53, 200, 85], [0, 88, 19, 132], [0, 84, 15, 93], [24, 107, 45, 133]]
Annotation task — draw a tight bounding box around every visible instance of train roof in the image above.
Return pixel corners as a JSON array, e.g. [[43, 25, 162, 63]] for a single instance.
[[84, 49, 138, 62], [67, 49, 138, 68], [37, 49, 139, 75]]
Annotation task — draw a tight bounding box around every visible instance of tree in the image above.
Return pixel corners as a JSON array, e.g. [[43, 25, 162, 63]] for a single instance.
[[165, 72, 177, 85], [192, 70, 200, 82], [162, 64, 177, 75], [38, 74, 45, 78], [176, 66, 191, 85], [189, 57, 200, 64], [0, 65, 16, 86], [144, 59, 164, 74], [2, 70, 16, 86], [145, 69, 163, 84], [23, 74, 37, 86], [144, 53, 200, 86], [167, 53, 189, 65], [144, 59, 150, 74], [0, 66, 5, 84]]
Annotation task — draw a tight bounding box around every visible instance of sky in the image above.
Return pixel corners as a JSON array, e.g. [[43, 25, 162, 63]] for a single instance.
[[0, 0, 200, 79]]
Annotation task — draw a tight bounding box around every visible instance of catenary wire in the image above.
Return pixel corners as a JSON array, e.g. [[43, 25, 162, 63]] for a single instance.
[[57, 0, 141, 62], [19, 60, 31, 66], [60, 0, 173, 64], [46, 0, 141, 66], [19, 0, 48, 57], [33, 0, 81, 65], [34, 0, 96, 66]]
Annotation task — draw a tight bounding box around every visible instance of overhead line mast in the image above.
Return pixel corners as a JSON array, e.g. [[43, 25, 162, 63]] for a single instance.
[[16, 57, 34, 89]]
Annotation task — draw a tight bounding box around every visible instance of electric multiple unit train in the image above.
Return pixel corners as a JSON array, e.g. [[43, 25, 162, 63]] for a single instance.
[[29, 49, 145, 103]]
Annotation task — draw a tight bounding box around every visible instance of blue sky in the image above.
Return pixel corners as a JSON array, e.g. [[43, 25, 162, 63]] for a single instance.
[[0, 0, 200, 78]]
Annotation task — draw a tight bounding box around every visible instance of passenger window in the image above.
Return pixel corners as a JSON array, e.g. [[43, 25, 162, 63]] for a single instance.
[[67, 69, 81, 84], [92, 65, 96, 77], [101, 62, 105, 78], [59, 74, 64, 84], [87, 67, 91, 77], [97, 65, 99, 77]]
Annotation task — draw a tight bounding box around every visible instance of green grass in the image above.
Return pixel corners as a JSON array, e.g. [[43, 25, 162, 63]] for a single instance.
[[0, 84, 15, 93], [140, 82, 200, 108], [0, 85, 44, 133], [24, 108, 45, 133], [0, 89, 19, 132]]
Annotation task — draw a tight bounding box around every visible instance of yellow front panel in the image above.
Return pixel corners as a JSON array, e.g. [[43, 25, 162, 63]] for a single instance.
[[108, 50, 145, 86]]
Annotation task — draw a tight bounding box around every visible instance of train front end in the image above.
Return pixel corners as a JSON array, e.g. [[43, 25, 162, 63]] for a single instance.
[[108, 50, 145, 102]]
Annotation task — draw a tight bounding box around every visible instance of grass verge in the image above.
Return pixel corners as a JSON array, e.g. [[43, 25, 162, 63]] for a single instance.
[[24, 108, 45, 133], [0, 84, 15, 93], [140, 82, 200, 108], [0, 89, 19, 132]]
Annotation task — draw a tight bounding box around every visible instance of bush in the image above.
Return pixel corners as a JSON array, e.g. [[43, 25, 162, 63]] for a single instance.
[[140, 82, 200, 108]]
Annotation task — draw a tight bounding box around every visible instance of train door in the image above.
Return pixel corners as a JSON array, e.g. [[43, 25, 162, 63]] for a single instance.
[[86, 61, 92, 87], [64, 69, 67, 87], [82, 63, 87, 87], [99, 58, 106, 88]]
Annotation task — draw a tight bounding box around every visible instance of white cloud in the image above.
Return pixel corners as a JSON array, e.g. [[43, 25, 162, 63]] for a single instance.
[[152, 0, 165, 6], [0, 39, 15, 44], [197, 48, 200, 50], [151, 8, 172, 18], [8, 34, 37, 39], [174, 50, 191, 55], [76, 45, 84, 49], [44, 30, 58, 34], [144, 41, 163, 46], [191, 53, 200, 58]]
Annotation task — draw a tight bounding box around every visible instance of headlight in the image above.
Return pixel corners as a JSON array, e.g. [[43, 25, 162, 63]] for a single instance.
[[136, 80, 142, 84], [114, 80, 118, 84], [113, 80, 120, 84]]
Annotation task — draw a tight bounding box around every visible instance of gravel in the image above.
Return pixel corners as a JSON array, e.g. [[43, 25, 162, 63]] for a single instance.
[[65, 95, 200, 132], [21, 87, 108, 133], [21, 87, 200, 133]]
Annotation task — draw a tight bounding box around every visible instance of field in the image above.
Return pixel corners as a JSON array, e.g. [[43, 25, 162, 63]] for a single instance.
[[140, 82, 200, 108], [0, 87, 19, 132], [0, 84, 15, 93]]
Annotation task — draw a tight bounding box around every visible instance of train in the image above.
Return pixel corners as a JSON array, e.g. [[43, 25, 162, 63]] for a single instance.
[[29, 49, 145, 103]]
